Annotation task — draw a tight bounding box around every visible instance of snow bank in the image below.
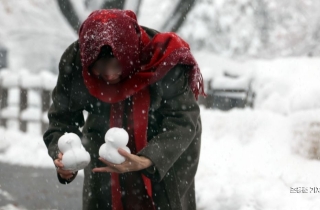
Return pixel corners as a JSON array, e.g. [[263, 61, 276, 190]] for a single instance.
[[196, 107, 320, 210], [0, 127, 52, 167], [2, 106, 320, 209], [251, 57, 320, 115]]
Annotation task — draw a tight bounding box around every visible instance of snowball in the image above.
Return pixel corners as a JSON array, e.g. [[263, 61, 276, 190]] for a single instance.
[[105, 127, 129, 148], [58, 133, 91, 172], [99, 127, 131, 164], [58, 133, 82, 153], [62, 148, 91, 171]]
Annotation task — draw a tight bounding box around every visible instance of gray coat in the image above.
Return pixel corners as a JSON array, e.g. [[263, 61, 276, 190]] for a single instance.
[[43, 27, 202, 210]]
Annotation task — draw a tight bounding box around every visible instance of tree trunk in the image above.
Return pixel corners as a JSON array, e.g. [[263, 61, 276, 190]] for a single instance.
[[101, 0, 126, 10], [57, 0, 81, 33], [161, 0, 196, 32], [255, 0, 269, 45]]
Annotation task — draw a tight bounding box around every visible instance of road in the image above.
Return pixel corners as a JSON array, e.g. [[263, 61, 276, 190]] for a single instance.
[[0, 162, 83, 210]]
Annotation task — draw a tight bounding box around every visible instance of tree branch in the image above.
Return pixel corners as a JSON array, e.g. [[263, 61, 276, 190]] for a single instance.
[[161, 0, 196, 32]]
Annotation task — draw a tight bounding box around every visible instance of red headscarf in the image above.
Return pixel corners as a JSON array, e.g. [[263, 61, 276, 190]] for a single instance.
[[79, 9, 205, 210]]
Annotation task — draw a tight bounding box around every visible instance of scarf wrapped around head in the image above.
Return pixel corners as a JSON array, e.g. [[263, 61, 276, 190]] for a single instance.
[[78, 9, 205, 210]]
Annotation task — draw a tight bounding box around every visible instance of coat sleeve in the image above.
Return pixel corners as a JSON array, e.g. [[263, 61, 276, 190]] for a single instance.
[[43, 41, 85, 184], [137, 64, 201, 182]]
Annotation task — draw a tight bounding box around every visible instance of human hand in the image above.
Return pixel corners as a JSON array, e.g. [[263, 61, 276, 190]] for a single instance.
[[92, 148, 153, 173], [54, 152, 77, 180]]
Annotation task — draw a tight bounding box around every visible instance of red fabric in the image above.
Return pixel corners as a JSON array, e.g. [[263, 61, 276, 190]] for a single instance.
[[121, 91, 154, 209], [78, 9, 205, 209], [109, 90, 154, 210], [109, 102, 125, 210], [131, 88, 152, 198]]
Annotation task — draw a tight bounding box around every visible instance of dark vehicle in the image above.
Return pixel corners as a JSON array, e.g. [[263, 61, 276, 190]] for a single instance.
[[200, 71, 255, 110]]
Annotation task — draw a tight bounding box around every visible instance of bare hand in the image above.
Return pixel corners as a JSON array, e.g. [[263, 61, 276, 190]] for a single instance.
[[92, 148, 153, 173], [54, 152, 76, 180]]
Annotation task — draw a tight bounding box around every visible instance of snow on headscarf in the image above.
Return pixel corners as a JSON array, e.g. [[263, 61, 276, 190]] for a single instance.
[[79, 9, 205, 102], [79, 9, 142, 79]]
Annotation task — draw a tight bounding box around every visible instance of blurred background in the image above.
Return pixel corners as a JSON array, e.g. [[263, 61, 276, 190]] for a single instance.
[[1, 0, 320, 209]]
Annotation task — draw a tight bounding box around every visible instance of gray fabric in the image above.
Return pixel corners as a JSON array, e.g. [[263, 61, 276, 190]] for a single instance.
[[43, 27, 201, 210]]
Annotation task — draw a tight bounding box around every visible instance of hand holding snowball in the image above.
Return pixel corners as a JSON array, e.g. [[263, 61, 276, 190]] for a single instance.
[[98, 128, 131, 164], [93, 128, 153, 173], [93, 148, 153, 174], [54, 152, 77, 180], [57, 133, 91, 172]]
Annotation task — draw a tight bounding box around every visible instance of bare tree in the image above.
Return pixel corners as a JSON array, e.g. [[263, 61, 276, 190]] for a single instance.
[[57, 0, 194, 33]]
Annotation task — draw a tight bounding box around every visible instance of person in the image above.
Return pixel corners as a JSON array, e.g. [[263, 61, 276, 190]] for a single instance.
[[43, 9, 205, 210]]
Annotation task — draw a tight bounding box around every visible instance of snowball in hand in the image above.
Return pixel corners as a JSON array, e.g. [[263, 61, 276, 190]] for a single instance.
[[99, 127, 131, 164], [58, 133, 91, 172]]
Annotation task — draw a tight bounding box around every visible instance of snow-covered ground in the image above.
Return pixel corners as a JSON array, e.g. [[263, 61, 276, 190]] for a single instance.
[[197, 107, 320, 210], [1, 106, 320, 210], [1, 56, 320, 209]]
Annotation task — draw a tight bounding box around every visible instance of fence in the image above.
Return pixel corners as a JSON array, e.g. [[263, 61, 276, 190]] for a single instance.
[[0, 69, 57, 134], [0, 68, 255, 134]]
